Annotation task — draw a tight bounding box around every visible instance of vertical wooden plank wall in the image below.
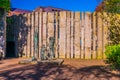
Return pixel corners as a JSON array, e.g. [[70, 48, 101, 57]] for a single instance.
[[59, 11, 67, 58], [74, 12, 80, 58], [12, 11, 109, 59]]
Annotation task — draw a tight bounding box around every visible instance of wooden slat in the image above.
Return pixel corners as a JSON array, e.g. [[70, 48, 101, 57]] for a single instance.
[[55, 12, 59, 58], [84, 12, 92, 59], [47, 12, 54, 45], [47, 12, 54, 37], [74, 12, 80, 58], [97, 12, 103, 59], [38, 12, 43, 58], [70, 12, 74, 58], [31, 12, 35, 57], [92, 12, 97, 59], [66, 11, 71, 58], [42, 12, 47, 46], [81, 12, 85, 59], [26, 13, 31, 57], [59, 11, 67, 58], [34, 12, 39, 58]]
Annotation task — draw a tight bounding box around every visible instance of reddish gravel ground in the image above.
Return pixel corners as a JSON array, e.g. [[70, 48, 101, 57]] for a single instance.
[[0, 58, 120, 80]]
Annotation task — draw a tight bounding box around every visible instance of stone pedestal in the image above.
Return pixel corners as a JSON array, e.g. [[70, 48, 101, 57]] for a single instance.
[[18, 58, 64, 65], [37, 59, 64, 65]]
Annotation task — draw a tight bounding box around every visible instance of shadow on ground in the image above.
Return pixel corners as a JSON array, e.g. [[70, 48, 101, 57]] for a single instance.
[[0, 64, 120, 80]]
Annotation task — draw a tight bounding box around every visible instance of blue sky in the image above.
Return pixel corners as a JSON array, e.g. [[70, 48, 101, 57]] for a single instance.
[[11, 0, 102, 12]]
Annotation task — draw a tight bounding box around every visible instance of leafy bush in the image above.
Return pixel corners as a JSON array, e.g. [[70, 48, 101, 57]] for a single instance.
[[0, 0, 10, 11], [105, 44, 120, 70]]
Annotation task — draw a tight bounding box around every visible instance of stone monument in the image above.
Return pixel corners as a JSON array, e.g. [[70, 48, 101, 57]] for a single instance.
[[40, 44, 47, 60], [19, 36, 64, 65]]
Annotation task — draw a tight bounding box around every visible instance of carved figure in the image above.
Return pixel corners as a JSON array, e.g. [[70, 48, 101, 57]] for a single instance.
[[49, 37, 55, 59], [40, 45, 47, 60]]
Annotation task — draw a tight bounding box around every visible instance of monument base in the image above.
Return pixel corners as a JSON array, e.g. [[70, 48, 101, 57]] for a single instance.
[[37, 59, 64, 65], [18, 58, 37, 64], [18, 59, 64, 65]]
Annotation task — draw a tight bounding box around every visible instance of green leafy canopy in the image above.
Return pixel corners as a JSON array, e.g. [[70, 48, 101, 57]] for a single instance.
[[104, 0, 120, 13], [0, 0, 10, 11]]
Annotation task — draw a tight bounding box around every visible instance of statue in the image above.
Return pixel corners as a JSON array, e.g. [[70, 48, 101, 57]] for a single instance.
[[19, 36, 64, 65], [48, 37, 55, 59], [40, 37, 55, 60], [40, 45, 47, 60]]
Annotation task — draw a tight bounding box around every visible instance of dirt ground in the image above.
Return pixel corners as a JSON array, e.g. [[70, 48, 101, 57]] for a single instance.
[[0, 58, 120, 80]]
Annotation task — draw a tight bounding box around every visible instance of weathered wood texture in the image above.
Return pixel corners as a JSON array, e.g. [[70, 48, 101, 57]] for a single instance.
[[9, 12, 109, 59], [59, 12, 67, 58]]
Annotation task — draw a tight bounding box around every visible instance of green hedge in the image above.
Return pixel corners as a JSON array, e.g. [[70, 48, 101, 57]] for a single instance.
[[105, 44, 120, 70]]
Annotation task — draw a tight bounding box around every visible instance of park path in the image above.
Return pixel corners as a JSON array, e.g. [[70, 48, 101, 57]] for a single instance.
[[0, 58, 119, 80]]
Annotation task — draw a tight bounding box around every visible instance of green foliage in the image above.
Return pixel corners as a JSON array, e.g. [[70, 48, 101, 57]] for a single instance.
[[105, 44, 120, 70], [108, 14, 120, 45], [102, 0, 120, 45], [104, 0, 120, 13], [0, 0, 10, 11]]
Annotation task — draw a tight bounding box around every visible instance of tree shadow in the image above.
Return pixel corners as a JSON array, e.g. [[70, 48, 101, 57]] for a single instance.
[[0, 64, 119, 80]]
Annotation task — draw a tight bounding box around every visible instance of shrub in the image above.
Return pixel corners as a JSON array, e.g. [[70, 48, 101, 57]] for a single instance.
[[105, 44, 120, 70], [0, 0, 10, 11]]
